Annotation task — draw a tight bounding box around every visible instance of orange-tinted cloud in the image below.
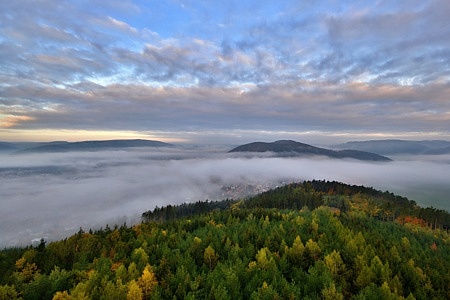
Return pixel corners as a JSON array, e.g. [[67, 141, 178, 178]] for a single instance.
[[0, 115, 34, 128]]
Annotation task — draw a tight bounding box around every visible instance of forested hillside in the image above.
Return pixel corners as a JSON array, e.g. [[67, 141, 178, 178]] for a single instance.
[[228, 140, 392, 161], [1, 181, 449, 299]]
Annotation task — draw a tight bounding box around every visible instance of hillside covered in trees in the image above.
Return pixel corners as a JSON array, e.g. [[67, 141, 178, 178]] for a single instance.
[[1, 181, 450, 299], [228, 140, 392, 161]]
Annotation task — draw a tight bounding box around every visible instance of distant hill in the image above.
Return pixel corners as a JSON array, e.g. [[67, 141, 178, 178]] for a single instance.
[[334, 139, 450, 155], [0, 142, 18, 152], [229, 140, 391, 161], [17, 139, 173, 153], [423, 145, 450, 155]]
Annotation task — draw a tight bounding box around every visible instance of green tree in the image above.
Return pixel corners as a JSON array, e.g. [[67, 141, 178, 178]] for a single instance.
[[250, 281, 280, 300], [127, 262, 140, 281], [324, 250, 345, 279], [401, 237, 410, 252], [0, 285, 21, 300], [321, 282, 344, 300], [70, 282, 90, 300], [100, 280, 127, 300], [355, 256, 374, 289], [48, 267, 72, 295], [131, 248, 149, 272], [305, 238, 321, 261], [115, 264, 128, 283], [304, 262, 332, 296], [370, 256, 391, 285], [287, 235, 304, 266], [210, 284, 231, 300]]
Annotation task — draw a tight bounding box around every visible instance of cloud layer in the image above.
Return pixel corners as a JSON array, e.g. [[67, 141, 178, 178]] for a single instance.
[[1, 148, 449, 248], [1, 0, 450, 142]]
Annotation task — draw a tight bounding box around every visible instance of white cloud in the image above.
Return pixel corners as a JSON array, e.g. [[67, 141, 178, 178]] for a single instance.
[[106, 16, 138, 34], [0, 148, 449, 248]]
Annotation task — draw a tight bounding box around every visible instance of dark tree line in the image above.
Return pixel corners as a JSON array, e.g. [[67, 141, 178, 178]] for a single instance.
[[142, 180, 450, 230]]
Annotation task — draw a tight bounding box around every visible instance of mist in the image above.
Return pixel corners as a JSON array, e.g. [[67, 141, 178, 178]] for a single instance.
[[1, 147, 449, 248]]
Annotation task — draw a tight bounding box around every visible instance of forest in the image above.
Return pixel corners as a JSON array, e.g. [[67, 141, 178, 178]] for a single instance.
[[1, 180, 450, 299]]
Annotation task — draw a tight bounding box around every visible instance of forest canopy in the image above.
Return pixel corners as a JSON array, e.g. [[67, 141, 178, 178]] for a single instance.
[[1, 180, 449, 299]]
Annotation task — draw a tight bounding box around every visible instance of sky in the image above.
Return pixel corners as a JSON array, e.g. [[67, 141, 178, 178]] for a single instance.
[[1, 0, 450, 145]]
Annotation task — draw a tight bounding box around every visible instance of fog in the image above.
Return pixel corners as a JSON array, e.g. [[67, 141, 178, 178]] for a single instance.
[[1, 147, 449, 248]]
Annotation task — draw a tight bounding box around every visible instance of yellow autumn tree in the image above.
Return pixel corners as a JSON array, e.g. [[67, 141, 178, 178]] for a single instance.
[[305, 239, 321, 261], [15, 257, 39, 283], [52, 291, 71, 300], [204, 245, 218, 270], [138, 264, 158, 298], [127, 280, 143, 300], [255, 247, 270, 270], [324, 250, 345, 279]]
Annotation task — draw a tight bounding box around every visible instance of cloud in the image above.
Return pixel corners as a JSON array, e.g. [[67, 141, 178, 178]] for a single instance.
[[1, 0, 450, 142], [1, 148, 449, 248], [321, 0, 450, 85], [105, 16, 138, 34], [2, 78, 450, 142], [0, 115, 34, 128], [2, 0, 449, 88]]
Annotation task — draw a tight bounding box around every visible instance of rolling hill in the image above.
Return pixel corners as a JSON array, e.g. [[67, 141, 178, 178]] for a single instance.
[[334, 139, 450, 155], [423, 146, 450, 155], [229, 140, 392, 161], [15, 139, 173, 153], [0, 142, 18, 152]]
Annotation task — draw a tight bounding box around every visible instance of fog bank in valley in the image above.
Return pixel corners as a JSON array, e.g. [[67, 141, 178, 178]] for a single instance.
[[1, 147, 449, 248]]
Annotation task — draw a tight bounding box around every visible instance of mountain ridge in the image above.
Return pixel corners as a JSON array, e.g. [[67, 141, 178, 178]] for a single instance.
[[15, 139, 173, 153], [229, 140, 392, 161], [334, 139, 450, 155], [0, 142, 18, 152]]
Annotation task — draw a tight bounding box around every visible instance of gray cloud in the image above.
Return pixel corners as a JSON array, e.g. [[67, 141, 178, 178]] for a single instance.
[[1, 0, 450, 141], [2, 79, 449, 139], [322, 0, 450, 85]]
